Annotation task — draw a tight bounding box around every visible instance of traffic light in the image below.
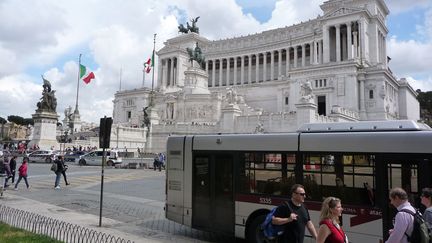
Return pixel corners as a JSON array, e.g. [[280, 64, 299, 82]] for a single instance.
[[99, 117, 112, 148]]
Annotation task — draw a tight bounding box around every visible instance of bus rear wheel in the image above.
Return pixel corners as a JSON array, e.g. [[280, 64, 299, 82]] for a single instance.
[[107, 160, 114, 166], [246, 214, 266, 243]]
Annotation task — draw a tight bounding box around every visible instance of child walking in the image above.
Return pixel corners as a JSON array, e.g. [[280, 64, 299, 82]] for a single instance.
[[14, 158, 29, 190]]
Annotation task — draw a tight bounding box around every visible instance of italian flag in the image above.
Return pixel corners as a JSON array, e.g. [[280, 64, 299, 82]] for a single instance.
[[144, 52, 154, 74], [79, 64, 95, 84]]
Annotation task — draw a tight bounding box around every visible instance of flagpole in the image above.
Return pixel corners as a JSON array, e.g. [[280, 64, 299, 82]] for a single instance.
[[75, 54, 82, 114], [150, 33, 156, 106]]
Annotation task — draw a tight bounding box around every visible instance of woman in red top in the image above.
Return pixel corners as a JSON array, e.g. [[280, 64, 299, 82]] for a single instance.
[[316, 197, 347, 243], [14, 158, 30, 190]]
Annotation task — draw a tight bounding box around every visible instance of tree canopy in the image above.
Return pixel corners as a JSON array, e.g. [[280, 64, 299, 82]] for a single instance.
[[7, 115, 33, 126]]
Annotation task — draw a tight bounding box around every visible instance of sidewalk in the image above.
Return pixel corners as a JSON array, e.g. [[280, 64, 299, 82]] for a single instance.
[[0, 193, 164, 243]]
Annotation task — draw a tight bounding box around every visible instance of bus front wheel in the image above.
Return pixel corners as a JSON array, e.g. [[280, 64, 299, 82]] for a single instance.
[[246, 214, 266, 243]]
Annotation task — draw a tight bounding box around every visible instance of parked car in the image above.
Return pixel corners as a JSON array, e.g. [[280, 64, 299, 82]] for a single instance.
[[77, 150, 122, 166], [64, 151, 86, 163], [27, 150, 59, 163]]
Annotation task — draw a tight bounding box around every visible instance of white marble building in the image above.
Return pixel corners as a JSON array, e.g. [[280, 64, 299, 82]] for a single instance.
[[112, 0, 419, 153]]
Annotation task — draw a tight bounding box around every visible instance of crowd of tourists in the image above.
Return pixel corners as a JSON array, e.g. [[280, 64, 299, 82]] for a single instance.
[[265, 184, 432, 243]]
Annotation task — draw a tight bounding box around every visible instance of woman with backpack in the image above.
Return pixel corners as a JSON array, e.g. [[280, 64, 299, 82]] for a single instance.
[[316, 197, 348, 243], [14, 158, 29, 190], [421, 187, 432, 229]]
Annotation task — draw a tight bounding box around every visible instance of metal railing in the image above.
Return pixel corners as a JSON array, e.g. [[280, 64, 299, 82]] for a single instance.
[[0, 205, 134, 243]]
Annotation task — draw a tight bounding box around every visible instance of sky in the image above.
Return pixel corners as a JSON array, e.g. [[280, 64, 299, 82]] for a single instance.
[[0, 0, 431, 124]]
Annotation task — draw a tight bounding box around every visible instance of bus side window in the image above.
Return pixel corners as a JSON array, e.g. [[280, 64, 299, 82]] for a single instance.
[[237, 152, 296, 196]]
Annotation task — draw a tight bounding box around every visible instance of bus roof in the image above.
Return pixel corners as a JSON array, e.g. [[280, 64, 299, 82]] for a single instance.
[[298, 120, 431, 133]]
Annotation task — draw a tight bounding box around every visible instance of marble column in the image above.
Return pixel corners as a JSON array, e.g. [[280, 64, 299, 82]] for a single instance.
[[270, 51, 275, 81], [234, 57, 238, 85], [286, 48, 290, 74], [163, 59, 169, 86], [359, 73, 366, 119], [219, 59, 223, 86], [353, 31, 358, 58], [301, 44, 306, 67], [240, 56, 244, 85], [158, 58, 164, 89], [226, 57, 230, 85], [336, 24, 341, 62], [255, 54, 259, 83], [248, 55, 252, 84], [323, 26, 330, 63], [278, 50, 282, 79], [170, 58, 175, 85], [263, 52, 267, 82], [294, 46, 298, 68], [212, 60, 216, 87], [310, 42, 314, 65], [347, 22, 352, 60], [313, 41, 318, 64]]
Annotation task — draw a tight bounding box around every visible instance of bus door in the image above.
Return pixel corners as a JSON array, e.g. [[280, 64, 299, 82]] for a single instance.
[[192, 153, 234, 234], [376, 155, 432, 240]]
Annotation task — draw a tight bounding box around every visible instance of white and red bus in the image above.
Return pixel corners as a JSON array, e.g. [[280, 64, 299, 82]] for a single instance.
[[165, 120, 432, 243]]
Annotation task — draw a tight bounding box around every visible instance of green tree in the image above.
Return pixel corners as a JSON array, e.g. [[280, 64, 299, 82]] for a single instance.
[[0, 117, 6, 140], [23, 118, 34, 126], [7, 115, 33, 126], [417, 90, 432, 126], [7, 115, 25, 125]]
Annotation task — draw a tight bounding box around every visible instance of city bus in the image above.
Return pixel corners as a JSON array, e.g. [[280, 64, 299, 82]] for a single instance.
[[165, 120, 432, 243]]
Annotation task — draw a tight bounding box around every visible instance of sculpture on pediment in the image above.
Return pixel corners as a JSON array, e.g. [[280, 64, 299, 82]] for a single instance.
[[186, 42, 205, 68], [36, 75, 57, 112], [178, 16, 200, 34], [178, 24, 188, 34]]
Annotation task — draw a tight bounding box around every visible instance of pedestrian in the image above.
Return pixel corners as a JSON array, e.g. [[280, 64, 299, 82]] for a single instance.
[[153, 153, 160, 171], [316, 197, 347, 243], [14, 158, 29, 190], [158, 153, 166, 170], [53, 155, 66, 189], [420, 187, 432, 229], [272, 184, 318, 243], [2, 153, 12, 188], [385, 187, 415, 243], [60, 156, 70, 186], [10, 155, 17, 184]]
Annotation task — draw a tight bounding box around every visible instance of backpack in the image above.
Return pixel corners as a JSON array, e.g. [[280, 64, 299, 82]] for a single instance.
[[261, 201, 292, 240], [400, 209, 432, 243], [50, 163, 57, 172]]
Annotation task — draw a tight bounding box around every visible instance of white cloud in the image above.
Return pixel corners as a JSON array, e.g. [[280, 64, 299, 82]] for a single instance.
[[405, 76, 432, 92], [386, 0, 431, 15], [387, 37, 432, 77], [264, 0, 322, 30]]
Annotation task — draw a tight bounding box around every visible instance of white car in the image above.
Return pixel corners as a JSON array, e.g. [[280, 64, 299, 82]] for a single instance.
[[27, 150, 59, 163], [77, 150, 122, 166]]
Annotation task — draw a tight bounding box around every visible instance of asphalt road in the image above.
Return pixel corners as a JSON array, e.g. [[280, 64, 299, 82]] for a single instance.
[[5, 162, 242, 243]]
